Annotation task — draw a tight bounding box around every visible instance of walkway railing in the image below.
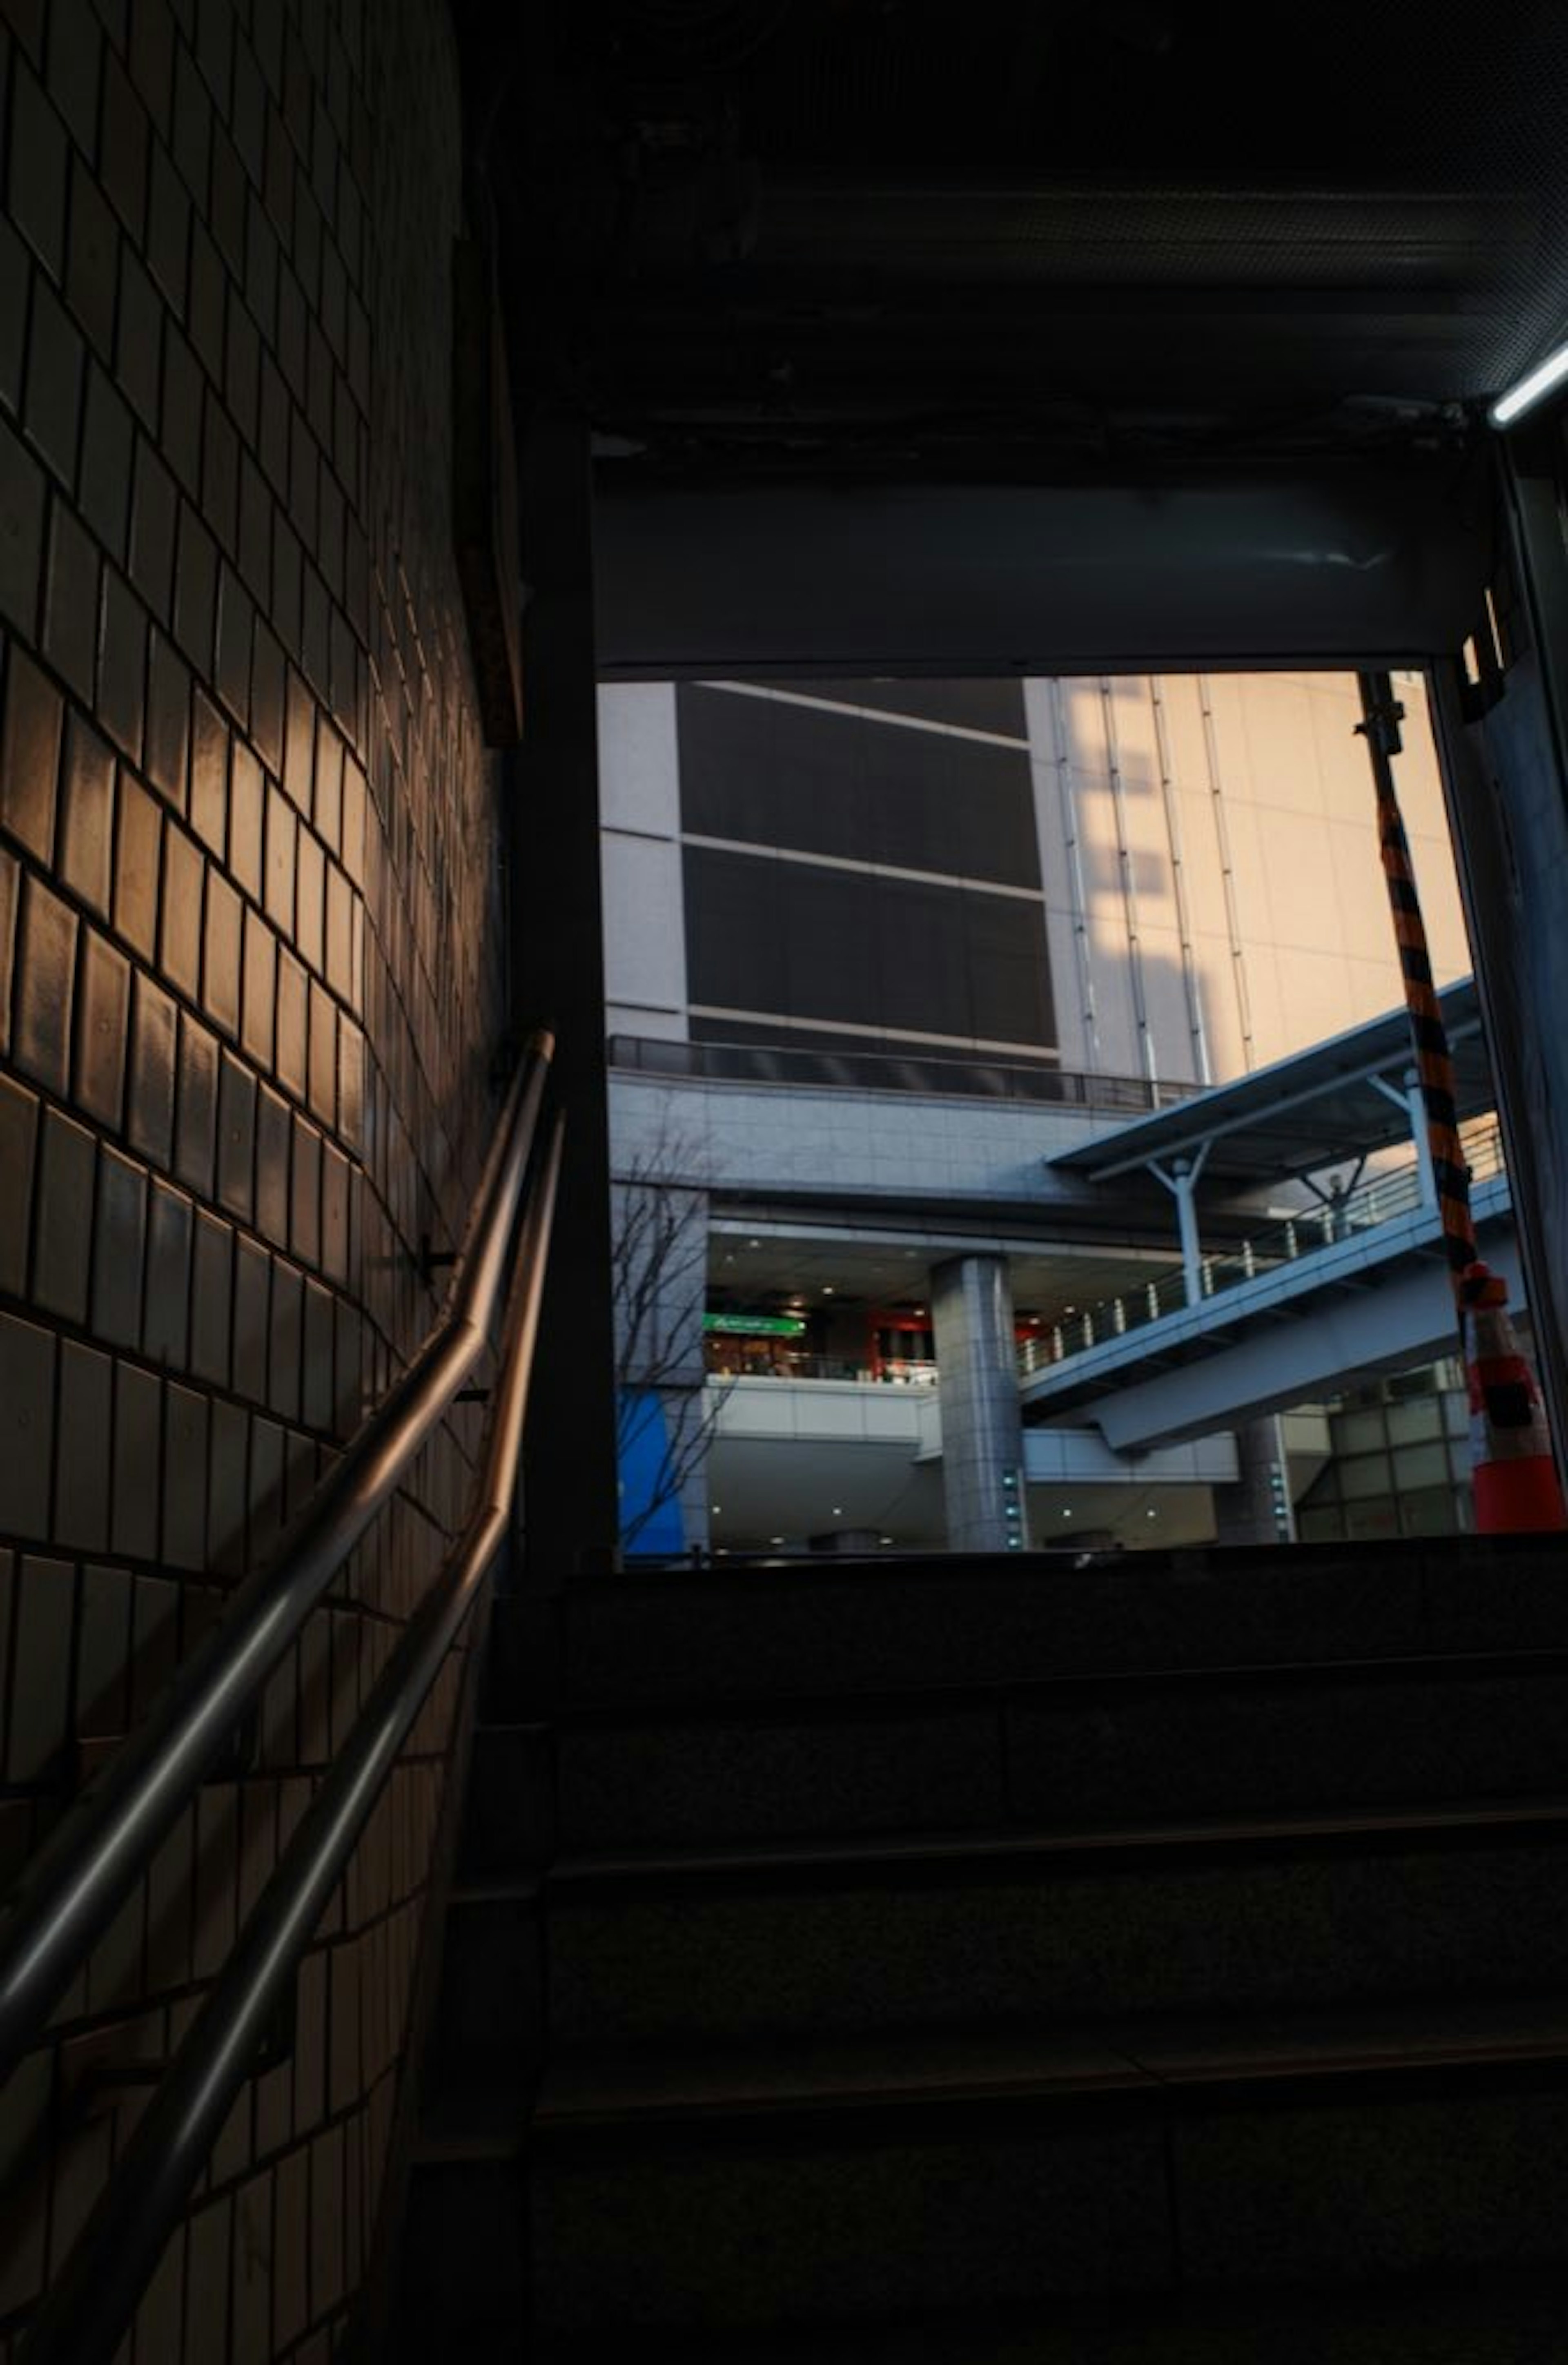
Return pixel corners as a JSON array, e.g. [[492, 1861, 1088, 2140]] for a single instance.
[[1020, 1121, 1508, 1375], [610, 1032, 1194, 1112], [704, 1354, 939, 1385], [0, 1032, 564, 2365]]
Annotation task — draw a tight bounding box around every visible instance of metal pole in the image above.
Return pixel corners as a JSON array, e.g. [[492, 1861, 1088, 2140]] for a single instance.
[[1355, 672, 1477, 1317]]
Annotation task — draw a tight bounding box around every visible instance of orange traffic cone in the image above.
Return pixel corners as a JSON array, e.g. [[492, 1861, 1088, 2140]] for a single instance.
[[1459, 1262, 1568, 1531]]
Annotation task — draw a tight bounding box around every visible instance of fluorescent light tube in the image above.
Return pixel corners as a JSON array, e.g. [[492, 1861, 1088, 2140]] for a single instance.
[[1489, 340, 1568, 428]]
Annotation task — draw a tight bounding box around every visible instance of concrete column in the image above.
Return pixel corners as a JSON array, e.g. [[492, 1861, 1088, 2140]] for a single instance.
[[1407, 1068, 1439, 1211], [1152, 1148, 1209, 1306], [1371, 1068, 1437, 1210], [1212, 1414, 1296, 1547], [1428, 415, 1568, 1465], [1173, 1164, 1205, 1303], [931, 1255, 1031, 1554]]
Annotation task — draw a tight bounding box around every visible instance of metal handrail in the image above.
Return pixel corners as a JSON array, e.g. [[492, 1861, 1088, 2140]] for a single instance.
[[18, 1110, 566, 2365], [0, 1027, 555, 2086]]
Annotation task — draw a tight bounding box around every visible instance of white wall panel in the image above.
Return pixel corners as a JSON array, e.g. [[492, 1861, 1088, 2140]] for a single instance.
[[1243, 674, 1326, 815], [1256, 809, 1342, 956], [599, 681, 689, 1036], [1242, 942, 1289, 1066], [1158, 673, 1218, 790], [1025, 679, 1093, 1074], [602, 830, 688, 1035], [1327, 818, 1394, 959], [597, 682, 682, 834], [1189, 940, 1249, 1082], [1137, 922, 1200, 1080], [1067, 689, 1144, 1079]]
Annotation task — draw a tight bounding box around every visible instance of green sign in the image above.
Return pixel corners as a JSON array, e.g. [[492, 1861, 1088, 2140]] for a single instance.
[[704, 1313, 807, 1337]]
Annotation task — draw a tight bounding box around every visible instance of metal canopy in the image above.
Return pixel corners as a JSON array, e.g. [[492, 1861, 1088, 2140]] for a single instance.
[[1049, 978, 1486, 1190]]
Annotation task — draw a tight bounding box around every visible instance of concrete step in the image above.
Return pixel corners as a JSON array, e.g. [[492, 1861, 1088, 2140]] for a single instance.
[[550, 1652, 1568, 1850], [418, 1887, 544, 2126], [529, 2001, 1568, 2334], [526, 2266, 1568, 2361], [457, 1720, 555, 1878], [388, 2155, 530, 2362], [543, 1796, 1568, 2045], [536, 1535, 1568, 1711], [409, 1538, 1568, 2353]]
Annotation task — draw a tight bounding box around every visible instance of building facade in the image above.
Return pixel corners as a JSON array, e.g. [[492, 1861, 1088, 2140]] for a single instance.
[[600, 669, 1479, 1555]]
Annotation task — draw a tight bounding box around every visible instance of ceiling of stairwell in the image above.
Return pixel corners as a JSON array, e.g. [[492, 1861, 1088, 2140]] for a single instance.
[[456, 0, 1568, 489]]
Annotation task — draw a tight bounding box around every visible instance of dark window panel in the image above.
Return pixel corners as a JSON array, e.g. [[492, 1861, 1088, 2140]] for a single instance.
[[677, 682, 1040, 888], [786, 678, 1028, 736], [682, 842, 790, 1024], [684, 844, 1054, 1052]]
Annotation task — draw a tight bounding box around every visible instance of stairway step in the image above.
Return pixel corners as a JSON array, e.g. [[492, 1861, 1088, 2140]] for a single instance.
[[552, 1789, 1568, 1886], [458, 1721, 555, 1877], [552, 1651, 1568, 1848], [546, 1536, 1568, 1706], [543, 1796, 1568, 2043], [419, 1889, 546, 2125], [527, 2267, 1568, 2362], [390, 2158, 529, 2363], [536, 1995, 1568, 2134], [413, 2088, 528, 2163], [405, 1537, 1568, 2352], [529, 2004, 1568, 2332]]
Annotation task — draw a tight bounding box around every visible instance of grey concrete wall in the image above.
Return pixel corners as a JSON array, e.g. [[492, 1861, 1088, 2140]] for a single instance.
[[608, 1070, 1122, 1210], [0, 2, 506, 2355]]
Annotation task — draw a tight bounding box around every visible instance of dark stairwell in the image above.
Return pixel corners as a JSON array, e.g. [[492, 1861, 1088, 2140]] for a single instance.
[[391, 1531, 1568, 2359], [10, 2, 1568, 2357]]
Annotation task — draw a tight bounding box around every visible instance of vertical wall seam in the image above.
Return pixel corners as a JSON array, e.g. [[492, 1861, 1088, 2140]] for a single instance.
[[1149, 673, 1212, 1087], [1100, 675, 1155, 1083], [1196, 669, 1256, 1072], [1048, 675, 1100, 1072]]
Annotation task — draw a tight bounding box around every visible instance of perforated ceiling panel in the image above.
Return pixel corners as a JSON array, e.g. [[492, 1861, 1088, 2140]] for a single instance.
[[461, 0, 1568, 478]]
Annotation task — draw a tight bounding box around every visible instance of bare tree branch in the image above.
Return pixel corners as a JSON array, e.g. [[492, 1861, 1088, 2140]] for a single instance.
[[611, 1103, 733, 1551]]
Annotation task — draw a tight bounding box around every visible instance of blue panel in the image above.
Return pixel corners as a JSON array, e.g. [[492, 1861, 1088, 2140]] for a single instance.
[[618, 1387, 687, 1556]]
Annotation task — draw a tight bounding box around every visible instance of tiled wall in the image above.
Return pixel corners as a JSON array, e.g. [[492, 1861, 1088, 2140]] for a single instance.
[[0, 0, 506, 2355]]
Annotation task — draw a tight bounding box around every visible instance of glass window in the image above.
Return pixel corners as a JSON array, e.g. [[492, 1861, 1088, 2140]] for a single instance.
[[1340, 1453, 1394, 1500], [1392, 1442, 1450, 1489], [683, 845, 1055, 1053], [677, 684, 1041, 887], [1399, 1485, 1463, 1536], [1297, 1505, 1346, 1542], [1345, 1497, 1401, 1540], [1387, 1398, 1441, 1446], [1336, 1411, 1387, 1455]]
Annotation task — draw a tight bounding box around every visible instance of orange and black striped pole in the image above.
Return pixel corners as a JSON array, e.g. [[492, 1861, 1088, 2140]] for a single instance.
[[1355, 673, 1477, 1303], [1356, 672, 1565, 1530]]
